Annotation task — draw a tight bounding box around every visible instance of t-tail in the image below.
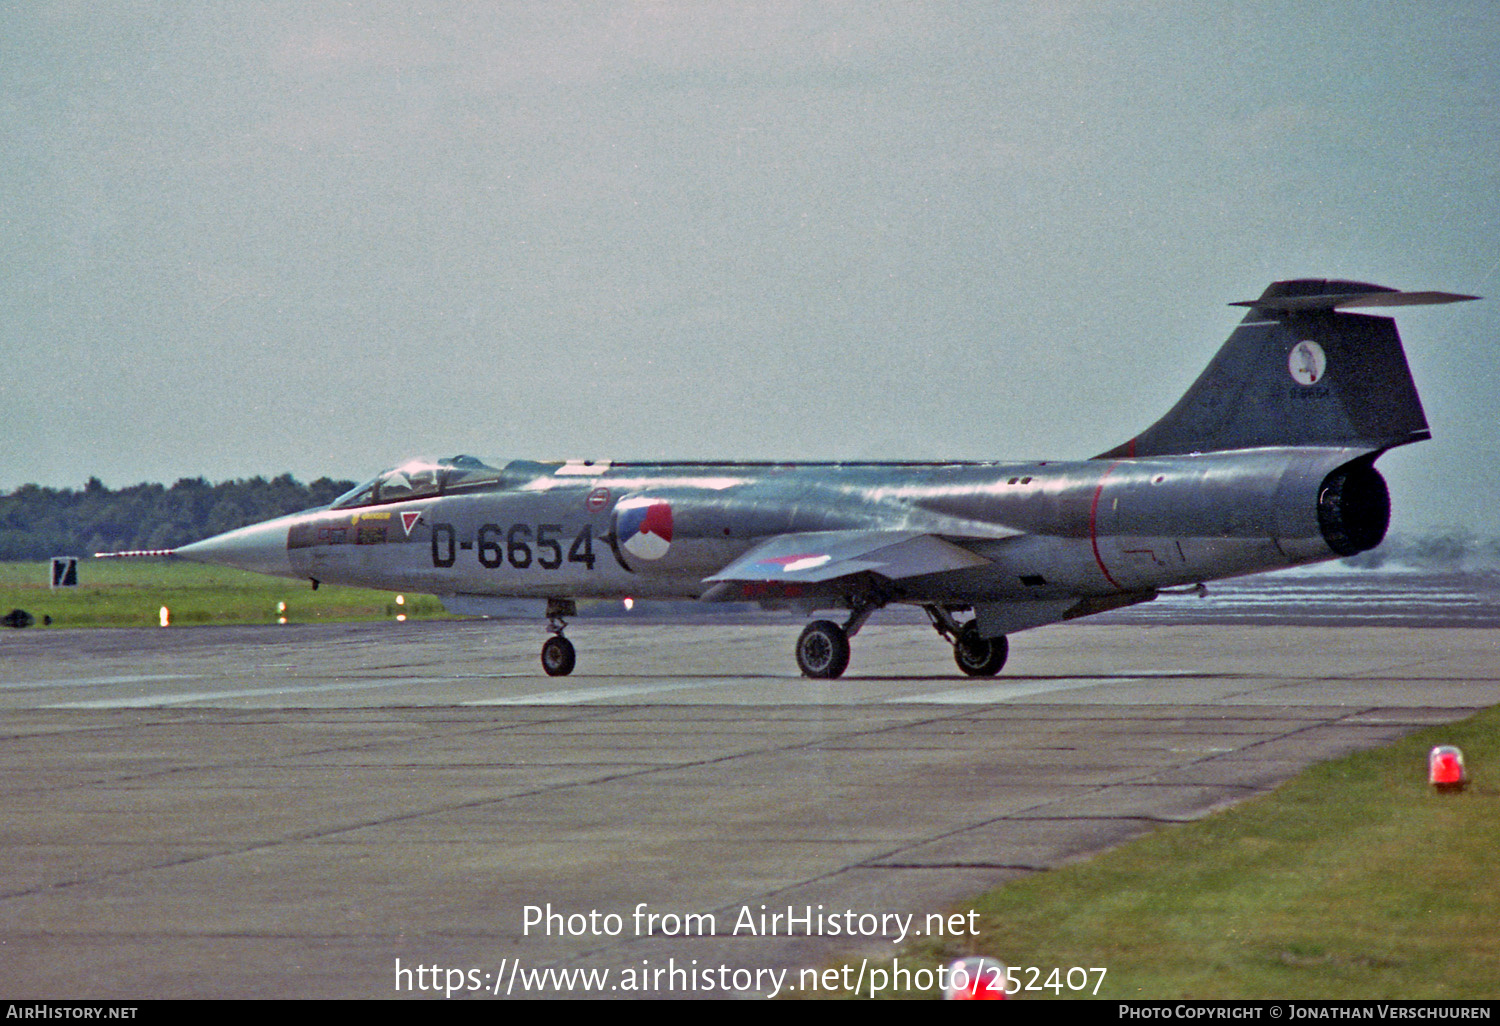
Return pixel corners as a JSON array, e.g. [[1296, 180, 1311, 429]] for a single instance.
[[1097, 279, 1478, 459]]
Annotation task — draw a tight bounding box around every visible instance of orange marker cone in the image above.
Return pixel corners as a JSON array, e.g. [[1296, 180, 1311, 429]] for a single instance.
[[1429, 745, 1467, 792]]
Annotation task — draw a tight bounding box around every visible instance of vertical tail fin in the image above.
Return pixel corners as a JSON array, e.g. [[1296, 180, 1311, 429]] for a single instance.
[[1097, 279, 1477, 458]]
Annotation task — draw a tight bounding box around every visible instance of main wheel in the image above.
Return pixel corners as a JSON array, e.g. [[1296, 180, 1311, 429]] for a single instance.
[[541, 635, 577, 677], [954, 623, 1007, 677], [796, 620, 851, 679]]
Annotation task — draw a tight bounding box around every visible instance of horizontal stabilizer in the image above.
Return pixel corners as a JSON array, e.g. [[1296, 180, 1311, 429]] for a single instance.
[[1230, 286, 1478, 314]]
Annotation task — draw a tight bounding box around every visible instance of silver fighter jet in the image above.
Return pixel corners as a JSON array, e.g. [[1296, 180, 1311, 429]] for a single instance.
[[161, 279, 1476, 678]]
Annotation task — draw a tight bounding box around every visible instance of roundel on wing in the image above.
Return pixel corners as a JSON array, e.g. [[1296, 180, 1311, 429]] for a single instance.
[[615, 497, 673, 561]]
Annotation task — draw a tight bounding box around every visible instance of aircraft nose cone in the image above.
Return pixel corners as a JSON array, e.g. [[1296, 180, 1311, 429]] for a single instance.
[[175, 514, 299, 578]]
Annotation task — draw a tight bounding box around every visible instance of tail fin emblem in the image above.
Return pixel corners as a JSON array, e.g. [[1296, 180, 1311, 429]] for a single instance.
[[1289, 340, 1326, 385]]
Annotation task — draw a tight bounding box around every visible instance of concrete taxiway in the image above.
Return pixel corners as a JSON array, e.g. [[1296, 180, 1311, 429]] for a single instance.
[[0, 620, 1496, 998]]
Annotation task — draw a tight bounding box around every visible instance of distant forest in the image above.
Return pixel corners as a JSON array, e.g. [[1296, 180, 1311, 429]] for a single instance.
[[0, 476, 356, 561]]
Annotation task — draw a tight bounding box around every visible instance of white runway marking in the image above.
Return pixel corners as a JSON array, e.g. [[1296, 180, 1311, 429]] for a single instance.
[[889, 677, 1152, 704], [1, 674, 195, 691], [45, 677, 466, 709], [467, 679, 750, 705]]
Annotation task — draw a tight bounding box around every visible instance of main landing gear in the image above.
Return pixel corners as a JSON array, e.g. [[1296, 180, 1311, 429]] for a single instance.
[[540, 598, 577, 677], [952, 622, 1009, 676], [794, 598, 880, 679], [927, 606, 1008, 677], [795, 620, 851, 679], [794, 604, 1010, 679]]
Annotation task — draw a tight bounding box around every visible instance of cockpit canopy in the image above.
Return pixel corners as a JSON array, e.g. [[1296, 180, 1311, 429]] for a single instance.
[[330, 455, 505, 509]]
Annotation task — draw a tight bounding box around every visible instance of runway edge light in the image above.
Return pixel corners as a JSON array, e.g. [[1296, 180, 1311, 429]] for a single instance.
[[944, 956, 1008, 1000], [1428, 745, 1467, 792]]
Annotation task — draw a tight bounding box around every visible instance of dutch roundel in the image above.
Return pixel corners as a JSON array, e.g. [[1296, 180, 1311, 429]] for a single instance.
[[615, 497, 673, 561]]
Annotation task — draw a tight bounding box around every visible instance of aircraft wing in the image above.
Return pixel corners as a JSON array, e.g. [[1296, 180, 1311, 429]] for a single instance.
[[700, 530, 992, 599]]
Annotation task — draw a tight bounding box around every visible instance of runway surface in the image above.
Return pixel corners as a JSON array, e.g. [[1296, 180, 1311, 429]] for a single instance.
[[1, 619, 1496, 998]]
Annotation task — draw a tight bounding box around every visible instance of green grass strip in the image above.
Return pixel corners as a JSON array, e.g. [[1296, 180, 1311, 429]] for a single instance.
[[843, 708, 1499, 999], [0, 560, 446, 626]]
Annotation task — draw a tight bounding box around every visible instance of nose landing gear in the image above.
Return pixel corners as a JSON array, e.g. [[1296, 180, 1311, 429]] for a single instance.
[[540, 598, 578, 677]]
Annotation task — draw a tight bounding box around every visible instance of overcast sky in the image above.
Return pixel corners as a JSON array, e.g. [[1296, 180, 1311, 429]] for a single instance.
[[3, 2, 1496, 534]]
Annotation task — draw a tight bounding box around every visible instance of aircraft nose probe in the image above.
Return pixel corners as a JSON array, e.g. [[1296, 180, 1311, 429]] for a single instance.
[[172, 514, 300, 578], [101, 512, 303, 579]]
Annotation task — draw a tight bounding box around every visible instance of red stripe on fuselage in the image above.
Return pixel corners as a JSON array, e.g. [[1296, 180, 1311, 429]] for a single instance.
[[1089, 461, 1124, 591]]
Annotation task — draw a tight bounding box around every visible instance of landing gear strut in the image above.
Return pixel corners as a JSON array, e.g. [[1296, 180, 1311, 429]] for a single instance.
[[540, 598, 577, 677], [952, 623, 1008, 676], [795, 597, 881, 679], [796, 621, 849, 679], [925, 606, 1008, 677]]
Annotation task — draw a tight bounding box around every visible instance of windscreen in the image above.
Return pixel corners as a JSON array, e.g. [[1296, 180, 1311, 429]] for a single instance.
[[329, 456, 505, 509]]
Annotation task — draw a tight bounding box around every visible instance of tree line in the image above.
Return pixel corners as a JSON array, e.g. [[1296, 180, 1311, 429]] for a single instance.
[[0, 475, 356, 561]]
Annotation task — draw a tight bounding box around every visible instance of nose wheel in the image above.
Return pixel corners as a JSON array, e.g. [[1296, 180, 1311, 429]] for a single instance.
[[540, 598, 578, 676], [541, 635, 577, 677]]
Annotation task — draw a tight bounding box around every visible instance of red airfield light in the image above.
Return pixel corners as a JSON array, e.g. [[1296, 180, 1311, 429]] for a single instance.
[[944, 956, 1009, 1000], [1429, 745, 1467, 792]]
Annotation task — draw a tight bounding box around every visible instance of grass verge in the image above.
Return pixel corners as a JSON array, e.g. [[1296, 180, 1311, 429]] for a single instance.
[[835, 708, 1499, 999], [0, 559, 446, 627]]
